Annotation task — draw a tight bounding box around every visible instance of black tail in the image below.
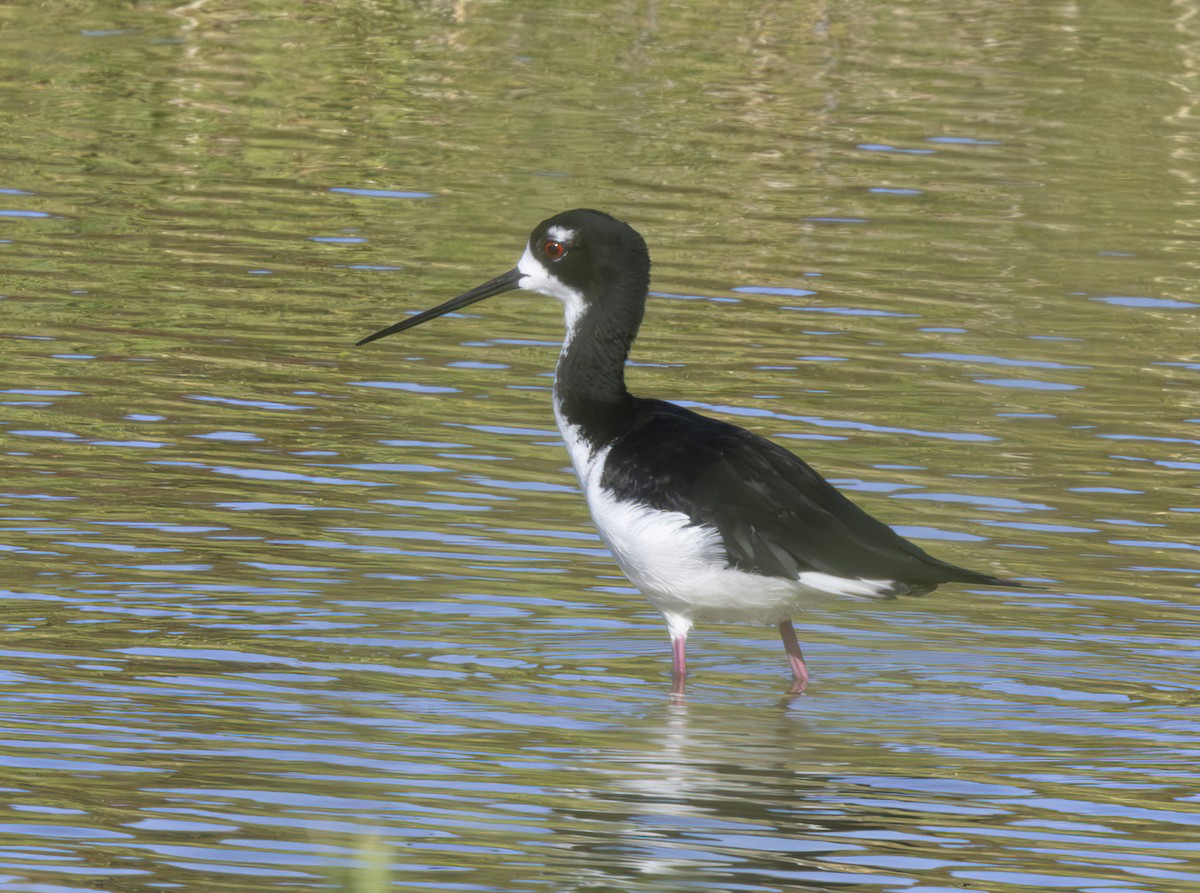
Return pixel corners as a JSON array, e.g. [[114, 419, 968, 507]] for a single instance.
[[940, 561, 1034, 590]]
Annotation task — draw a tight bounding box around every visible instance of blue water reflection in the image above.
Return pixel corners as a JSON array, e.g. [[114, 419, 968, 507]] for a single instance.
[[1, 0, 1199, 891]]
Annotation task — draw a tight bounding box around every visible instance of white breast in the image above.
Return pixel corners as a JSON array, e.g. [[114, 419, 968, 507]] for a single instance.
[[553, 404, 828, 628]]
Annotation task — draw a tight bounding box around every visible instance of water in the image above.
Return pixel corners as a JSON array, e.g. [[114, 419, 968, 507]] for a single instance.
[[1, 1, 1198, 891]]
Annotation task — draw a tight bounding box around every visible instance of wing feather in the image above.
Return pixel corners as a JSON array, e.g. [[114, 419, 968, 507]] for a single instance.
[[600, 399, 1009, 589]]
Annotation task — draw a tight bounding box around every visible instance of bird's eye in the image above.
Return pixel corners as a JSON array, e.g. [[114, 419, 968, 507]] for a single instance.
[[543, 240, 567, 260]]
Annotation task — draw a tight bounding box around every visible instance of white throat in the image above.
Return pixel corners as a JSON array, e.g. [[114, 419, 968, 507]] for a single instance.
[[516, 245, 587, 342]]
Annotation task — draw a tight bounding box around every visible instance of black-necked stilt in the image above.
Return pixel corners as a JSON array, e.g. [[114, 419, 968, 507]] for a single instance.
[[358, 209, 1016, 693]]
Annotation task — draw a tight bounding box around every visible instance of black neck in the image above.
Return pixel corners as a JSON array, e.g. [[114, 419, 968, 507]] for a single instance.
[[552, 240, 650, 444], [555, 308, 634, 430], [554, 287, 651, 445]]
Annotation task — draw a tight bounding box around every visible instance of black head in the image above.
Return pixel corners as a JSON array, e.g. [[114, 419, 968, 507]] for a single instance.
[[518, 209, 650, 319], [357, 208, 650, 346]]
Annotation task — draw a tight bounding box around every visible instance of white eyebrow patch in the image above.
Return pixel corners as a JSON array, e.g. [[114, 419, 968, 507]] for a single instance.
[[547, 225, 577, 243]]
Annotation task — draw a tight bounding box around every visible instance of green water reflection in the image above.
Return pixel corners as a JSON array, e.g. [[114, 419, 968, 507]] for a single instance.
[[1, 1, 1198, 892]]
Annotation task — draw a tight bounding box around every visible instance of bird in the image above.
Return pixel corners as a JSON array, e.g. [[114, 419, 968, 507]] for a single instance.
[[357, 208, 1017, 694]]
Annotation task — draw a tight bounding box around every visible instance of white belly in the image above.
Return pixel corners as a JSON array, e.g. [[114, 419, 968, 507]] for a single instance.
[[556, 410, 817, 627], [554, 406, 902, 634], [587, 481, 816, 625]]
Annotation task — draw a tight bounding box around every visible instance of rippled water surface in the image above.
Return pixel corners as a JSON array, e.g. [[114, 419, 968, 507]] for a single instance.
[[2, 1, 1198, 891]]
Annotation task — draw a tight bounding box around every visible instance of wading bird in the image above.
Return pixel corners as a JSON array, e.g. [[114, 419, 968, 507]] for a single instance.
[[358, 209, 1016, 693]]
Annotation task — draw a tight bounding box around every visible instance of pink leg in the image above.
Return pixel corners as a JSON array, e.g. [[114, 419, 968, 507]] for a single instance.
[[778, 619, 809, 693], [670, 633, 687, 694]]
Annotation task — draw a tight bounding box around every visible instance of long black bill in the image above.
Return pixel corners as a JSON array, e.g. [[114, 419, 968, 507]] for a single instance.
[[356, 267, 523, 347]]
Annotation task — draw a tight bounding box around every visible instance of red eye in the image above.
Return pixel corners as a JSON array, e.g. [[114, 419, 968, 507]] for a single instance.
[[543, 240, 567, 260]]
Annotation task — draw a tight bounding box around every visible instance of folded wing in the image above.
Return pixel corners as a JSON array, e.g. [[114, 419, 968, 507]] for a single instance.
[[600, 399, 1011, 595]]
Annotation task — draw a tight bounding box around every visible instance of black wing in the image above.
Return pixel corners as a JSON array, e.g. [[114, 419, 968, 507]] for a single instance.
[[600, 399, 1012, 592]]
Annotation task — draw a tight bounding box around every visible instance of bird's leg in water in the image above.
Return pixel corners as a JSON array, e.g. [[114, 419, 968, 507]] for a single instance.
[[670, 633, 687, 694], [779, 619, 809, 693]]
